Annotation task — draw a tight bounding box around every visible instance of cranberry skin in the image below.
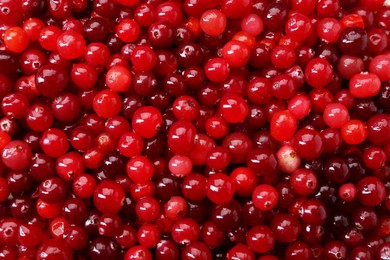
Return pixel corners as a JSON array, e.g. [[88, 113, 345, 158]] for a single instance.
[[262, 3, 288, 32], [285, 241, 313, 260], [230, 167, 258, 197], [89, 237, 120, 260], [94, 180, 125, 213], [169, 155, 192, 177], [36, 239, 72, 260], [367, 114, 390, 146], [341, 120, 368, 145], [93, 90, 122, 119], [349, 246, 373, 259], [304, 58, 333, 89], [222, 40, 250, 68], [135, 196, 160, 222], [39, 128, 69, 158], [2, 93, 29, 120], [124, 245, 152, 260], [181, 241, 212, 260], [181, 173, 207, 201], [356, 176, 386, 207], [337, 55, 364, 79], [324, 241, 348, 260], [171, 218, 200, 246], [206, 173, 235, 204], [299, 199, 328, 225], [252, 184, 278, 211], [226, 244, 255, 260], [323, 158, 349, 184], [0, 0, 22, 24], [1, 141, 32, 170], [155, 240, 180, 260], [316, 18, 342, 43], [209, 201, 240, 233], [117, 132, 143, 158], [38, 177, 66, 203], [26, 104, 54, 132], [247, 148, 278, 176], [293, 129, 324, 160], [338, 27, 368, 56], [35, 64, 69, 98], [204, 58, 230, 83], [73, 174, 96, 198], [270, 110, 297, 142], [363, 147, 386, 170], [246, 225, 275, 253], [291, 168, 319, 196], [0, 218, 20, 246], [349, 72, 381, 98], [168, 120, 196, 155], [200, 9, 226, 37], [57, 31, 86, 60], [127, 155, 154, 184], [131, 46, 157, 72], [377, 242, 390, 260], [18, 223, 42, 247], [218, 93, 249, 124], [201, 220, 225, 249], [63, 226, 88, 250], [270, 213, 301, 243], [7, 170, 33, 195], [132, 106, 162, 138], [323, 103, 349, 129], [369, 55, 390, 82]]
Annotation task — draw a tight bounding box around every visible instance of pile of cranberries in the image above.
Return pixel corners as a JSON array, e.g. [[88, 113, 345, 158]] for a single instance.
[[0, 0, 390, 259]]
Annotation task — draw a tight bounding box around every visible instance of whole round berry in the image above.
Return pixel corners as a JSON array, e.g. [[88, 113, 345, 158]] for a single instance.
[[2, 141, 32, 170], [132, 106, 162, 138], [252, 184, 278, 211], [356, 176, 386, 207], [94, 180, 125, 213]]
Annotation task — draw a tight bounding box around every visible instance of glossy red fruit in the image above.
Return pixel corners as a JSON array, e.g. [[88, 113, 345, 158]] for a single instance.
[[218, 93, 249, 123], [305, 58, 333, 89], [206, 173, 235, 204], [93, 90, 122, 118], [132, 106, 162, 138], [246, 225, 275, 253], [356, 176, 386, 207], [270, 110, 297, 142], [56, 31, 86, 60], [36, 239, 72, 260], [94, 180, 125, 213], [1, 140, 32, 170], [252, 184, 279, 211]]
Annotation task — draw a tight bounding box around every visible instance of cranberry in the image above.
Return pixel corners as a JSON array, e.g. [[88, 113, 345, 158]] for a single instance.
[[206, 173, 235, 204], [305, 58, 334, 89], [338, 27, 368, 56], [200, 9, 226, 36], [299, 199, 328, 225], [1, 141, 32, 170], [35, 64, 69, 98], [270, 110, 297, 142], [94, 180, 125, 213], [246, 225, 275, 253], [356, 176, 386, 207], [181, 241, 212, 260], [0, 0, 388, 257], [30, 240, 62, 260], [293, 128, 324, 160]]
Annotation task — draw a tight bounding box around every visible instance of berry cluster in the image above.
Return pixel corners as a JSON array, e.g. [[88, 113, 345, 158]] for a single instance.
[[0, 0, 390, 259]]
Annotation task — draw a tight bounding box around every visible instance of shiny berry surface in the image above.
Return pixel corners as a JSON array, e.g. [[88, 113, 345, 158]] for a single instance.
[[0, 0, 389, 258]]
